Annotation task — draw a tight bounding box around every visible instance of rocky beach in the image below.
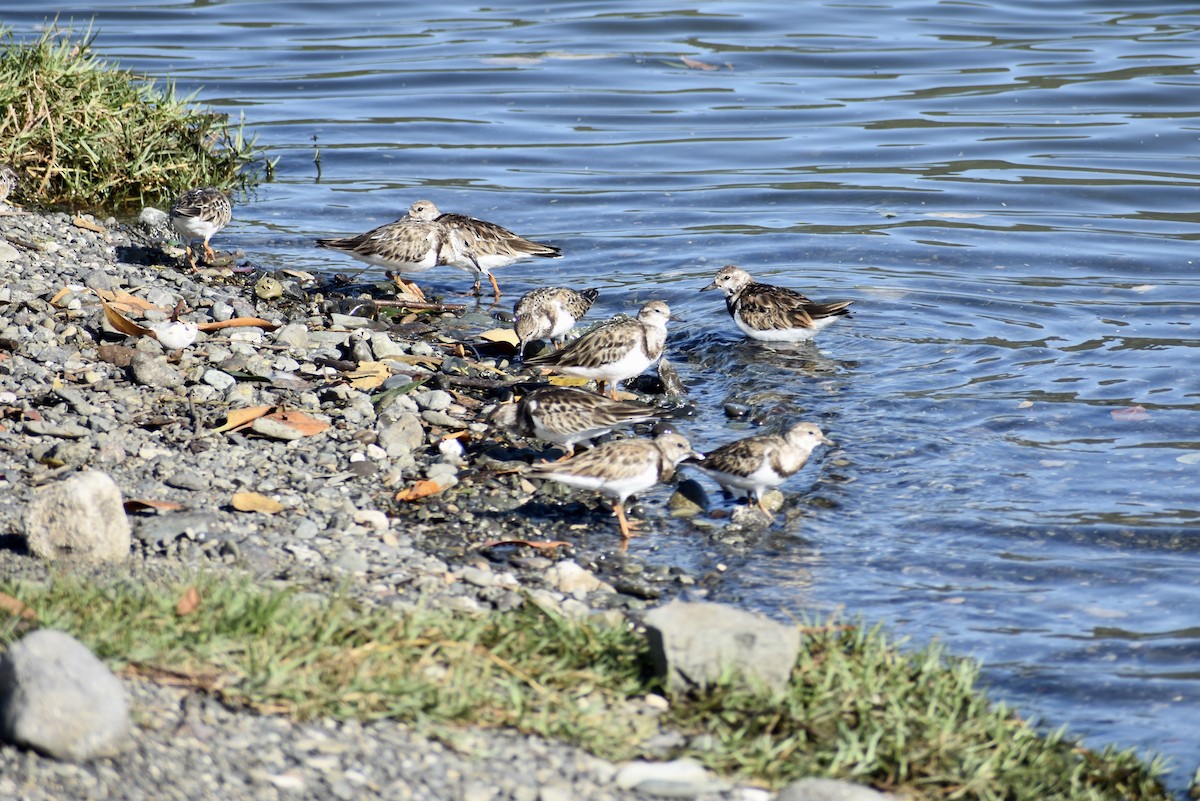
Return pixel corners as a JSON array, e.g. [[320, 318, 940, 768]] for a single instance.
[[0, 207, 857, 801]]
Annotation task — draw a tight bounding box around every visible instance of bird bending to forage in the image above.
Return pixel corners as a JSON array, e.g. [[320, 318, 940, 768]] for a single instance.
[[513, 286, 599, 357], [686, 421, 832, 517], [701, 264, 852, 342], [169, 188, 233, 270], [523, 301, 671, 399], [524, 432, 702, 541], [437, 209, 561, 301], [315, 199, 450, 300], [489, 385, 663, 459]]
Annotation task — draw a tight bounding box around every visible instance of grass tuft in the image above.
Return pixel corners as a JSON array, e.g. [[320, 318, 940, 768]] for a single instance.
[[0, 575, 1174, 801], [0, 24, 269, 210]]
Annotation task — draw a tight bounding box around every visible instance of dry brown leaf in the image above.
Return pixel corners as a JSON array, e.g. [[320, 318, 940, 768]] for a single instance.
[[395, 479, 444, 502], [264, 409, 330, 437], [49, 286, 75, 307], [73, 215, 105, 233], [680, 54, 718, 70], [196, 317, 280, 332], [347, 361, 391, 391], [231, 491, 285, 514], [175, 586, 201, 617], [96, 292, 152, 338], [479, 327, 520, 347], [124, 498, 186, 513], [96, 289, 158, 313], [0, 591, 36, 620], [214, 406, 275, 432]]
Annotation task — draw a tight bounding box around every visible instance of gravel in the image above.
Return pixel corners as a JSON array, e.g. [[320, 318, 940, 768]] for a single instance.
[[0, 209, 769, 801]]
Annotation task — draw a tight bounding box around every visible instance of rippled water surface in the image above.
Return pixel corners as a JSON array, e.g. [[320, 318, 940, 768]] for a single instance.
[[10, 0, 1200, 788]]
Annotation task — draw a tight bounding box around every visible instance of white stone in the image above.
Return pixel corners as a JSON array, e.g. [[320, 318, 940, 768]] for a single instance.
[[23, 471, 130, 564]]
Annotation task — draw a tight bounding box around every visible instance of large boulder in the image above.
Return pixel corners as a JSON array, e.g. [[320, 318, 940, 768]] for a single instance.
[[23, 470, 131, 564], [0, 629, 130, 760], [643, 600, 800, 695]]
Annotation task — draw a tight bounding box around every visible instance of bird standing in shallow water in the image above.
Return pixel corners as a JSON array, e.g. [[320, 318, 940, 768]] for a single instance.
[[513, 286, 599, 357], [437, 207, 562, 301], [701, 264, 852, 342], [524, 301, 671, 399], [315, 199, 450, 300], [169, 187, 232, 270], [686, 421, 832, 517], [524, 432, 702, 542], [489, 385, 663, 459]]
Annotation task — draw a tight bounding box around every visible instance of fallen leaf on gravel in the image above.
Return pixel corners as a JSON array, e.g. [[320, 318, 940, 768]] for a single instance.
[[175, 586, 201, 617], [479, 327, 520, 346], [264, 409, 330, 437], [72, 215, 105, 232], [231, 491, 285, 514], [347, 361, 391, 390], [1111, 405, 1150, 422], [196, 316, 279, 332], [97, 293, 152, 338], [124, 499, 185, 514], [95, 289, 158, 313], [478, 539, 573, 552], [0, 591, 36, 620], [214, 405, 274, 432], [394, 479, 444, 502]]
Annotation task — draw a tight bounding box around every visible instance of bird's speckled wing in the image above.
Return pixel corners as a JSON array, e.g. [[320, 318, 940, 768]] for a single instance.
[[525, 317, 644, 369], [703, 435, 774, 478]]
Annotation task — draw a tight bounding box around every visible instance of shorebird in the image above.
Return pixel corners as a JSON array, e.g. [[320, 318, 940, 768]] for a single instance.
[[437, 207, 562, 300], [0, 164, 18, 207], [489, 385, 663, 459], [686, 421, 832, 517], [700, 264, 852, 342], [315, 199, 451, 299], [524, 432, 702, 541], [513, 286, 599, 356], [524, 301, 671, 399], [169, 187, 233, 270]]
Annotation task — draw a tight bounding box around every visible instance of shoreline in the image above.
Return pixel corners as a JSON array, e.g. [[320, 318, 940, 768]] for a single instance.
[[0, 207, 1177, 801]]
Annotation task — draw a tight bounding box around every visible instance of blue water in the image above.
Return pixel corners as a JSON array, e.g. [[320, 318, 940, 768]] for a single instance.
[[8, 0, 1200, 790]]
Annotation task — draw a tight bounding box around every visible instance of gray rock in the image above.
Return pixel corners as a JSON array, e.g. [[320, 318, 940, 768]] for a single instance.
[[274, 322, 311, 349], [23, 419, 91, 438], [776, 778, 891, 801], [137, 205, 169, 236], [643, 600, 800, 695], [369, 331, 406, 359], [129, 352, 184, 389], [0, 240, 19, 263], [202, 368, 237, 391], [0, 629, 130, 761], [23, 470, 131, 564], [378, 413, 425, 456], [250, 416, 306, 441]]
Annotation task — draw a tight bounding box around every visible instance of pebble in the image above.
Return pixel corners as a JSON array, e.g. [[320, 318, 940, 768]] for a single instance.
[[614, 759, 729, 797]]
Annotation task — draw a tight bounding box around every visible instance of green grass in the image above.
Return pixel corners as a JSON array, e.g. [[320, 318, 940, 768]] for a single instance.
[[0, 575, 1174, 800], [0, 24, 268, 210]]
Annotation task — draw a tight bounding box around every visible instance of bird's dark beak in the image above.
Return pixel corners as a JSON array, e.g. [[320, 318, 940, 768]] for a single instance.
[[700, 281, 718, 292]]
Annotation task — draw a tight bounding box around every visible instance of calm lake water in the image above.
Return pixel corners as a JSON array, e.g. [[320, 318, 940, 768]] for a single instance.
[[10, 0, 1200, 789]]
